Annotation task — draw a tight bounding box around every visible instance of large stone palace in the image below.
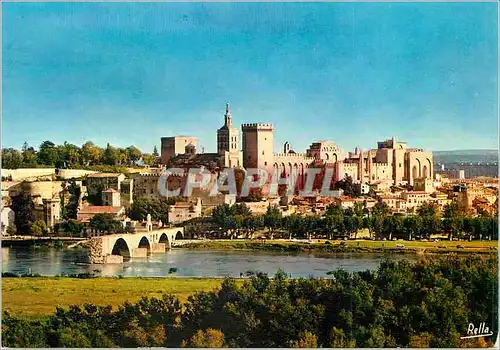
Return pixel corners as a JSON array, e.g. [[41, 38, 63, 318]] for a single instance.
[[161, 104, 433, 191]]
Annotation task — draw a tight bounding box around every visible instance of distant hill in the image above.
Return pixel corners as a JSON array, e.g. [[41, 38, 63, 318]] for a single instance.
[[433, 150, 498, 164]]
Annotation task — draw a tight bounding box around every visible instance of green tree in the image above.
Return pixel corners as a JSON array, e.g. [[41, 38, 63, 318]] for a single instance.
[[324, 203, 345, 239], [62, 181, 81, 219], [102, 143, 119, 166], [403, 215, 421, 241], [329, 327, 356, 348], [90, 213, 122, 233], [409, 333, 432, 348], [417, 202, 441, 239], [37, 140, 60, 166], [152, 146, 160, 166], [2, 312, 47, 347], [58, 142, 81, 168], [142, 153, 154, 166], [128, 198, 169, 224], [81, 141, 103, 166], [181, 328, 226, 348], [1, 148, 23, 169], [351, 201, 366, 237], [117, 148, 128, 165], [85, 182, 104, 206], [29, 220, 49, 236], [334, 175, 361, 198], [283, 213, 300, 240], [60, 219, 85, 237], [211, 204, 233, 227], [264, 205, 282, 240], [369, 200, 391, 238], [152, 145, 159, 158], [10, 194, 35, 234], [121, 322, 165, 347], [443, 202, 463, 241], [21, 142, 38, 167], [126, 146, 142, 165], [292, 331, 318, 348], [128, 198, 151, 221], [56, 327, 91, 347], [155, 198, 171, 224], [233, 203, 251, 216], [388, 215, 404, 240]]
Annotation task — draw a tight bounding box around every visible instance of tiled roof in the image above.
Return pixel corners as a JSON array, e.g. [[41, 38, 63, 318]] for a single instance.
[[168, 153, 222, 169], [78, 206, 124, 214], [172, 202, 193, 207]]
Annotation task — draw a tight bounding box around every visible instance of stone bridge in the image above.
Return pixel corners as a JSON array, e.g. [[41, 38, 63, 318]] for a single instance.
[[88, 227, 184, 264]]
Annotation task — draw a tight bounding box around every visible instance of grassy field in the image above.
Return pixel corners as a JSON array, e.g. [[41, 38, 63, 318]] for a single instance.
[[340, 239, 496, 250], [2, 277, 230, 318], [181, 238, 497, 254]]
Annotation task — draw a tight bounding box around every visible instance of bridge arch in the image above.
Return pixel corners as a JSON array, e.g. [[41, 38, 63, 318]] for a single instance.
[[175, 230, 183, 240], [138, 236, 152, 255], [159, 233, 171, 249], [88, 227, 185, 263], [111, 238, 131, 261]]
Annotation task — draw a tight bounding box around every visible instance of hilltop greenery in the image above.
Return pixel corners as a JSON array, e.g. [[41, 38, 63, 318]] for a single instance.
[[2, 140, 160, 169]]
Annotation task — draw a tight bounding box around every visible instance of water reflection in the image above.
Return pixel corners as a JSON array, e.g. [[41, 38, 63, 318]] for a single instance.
[[2, 247, 416, 278]]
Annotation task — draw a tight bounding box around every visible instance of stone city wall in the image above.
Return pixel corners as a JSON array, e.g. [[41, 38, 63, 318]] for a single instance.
[[2, 168, 55, 181], [57, 169, 98, 179]]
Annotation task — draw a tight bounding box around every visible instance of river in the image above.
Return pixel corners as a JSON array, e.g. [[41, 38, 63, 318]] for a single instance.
[[2, 246, 416, 278]]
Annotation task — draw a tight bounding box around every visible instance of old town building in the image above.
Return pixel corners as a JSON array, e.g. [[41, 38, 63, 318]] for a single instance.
[[161, 136, 198, 165]]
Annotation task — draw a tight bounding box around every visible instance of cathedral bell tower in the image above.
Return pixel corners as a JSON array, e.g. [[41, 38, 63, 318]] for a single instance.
[[217, 103, 243, 168], [224, 103, 232, 127]]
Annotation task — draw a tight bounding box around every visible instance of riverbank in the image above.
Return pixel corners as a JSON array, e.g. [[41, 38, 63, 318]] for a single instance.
[[2, 277, 232, 318], [1, 236, 85, 248], [179, 239, 498, 255]]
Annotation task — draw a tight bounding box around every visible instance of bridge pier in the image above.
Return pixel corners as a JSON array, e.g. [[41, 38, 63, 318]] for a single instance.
[[151, 243, 167, 253], [131, 247, 148, 258], [105, 255, 123, 264]]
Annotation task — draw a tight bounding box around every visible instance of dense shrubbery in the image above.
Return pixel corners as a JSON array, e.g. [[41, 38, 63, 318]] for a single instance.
[[2, 272, 43, 278], [2, 256, 497, 348]]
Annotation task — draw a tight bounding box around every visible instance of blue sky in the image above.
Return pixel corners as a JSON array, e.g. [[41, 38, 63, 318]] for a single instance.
[[2, 2, 498, 154]]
